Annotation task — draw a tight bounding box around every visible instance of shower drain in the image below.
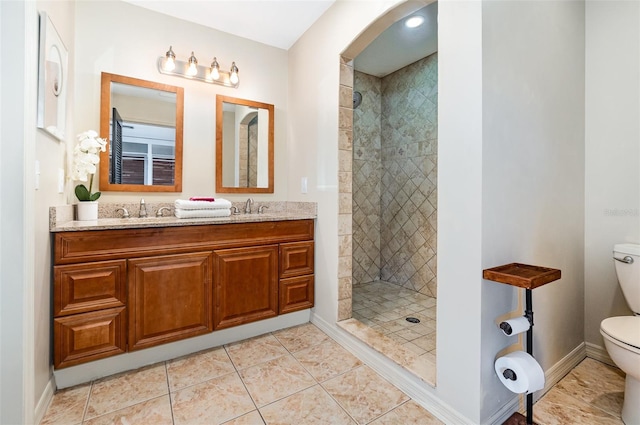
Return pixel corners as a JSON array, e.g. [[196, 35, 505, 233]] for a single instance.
[[406, 317, 420, 324]]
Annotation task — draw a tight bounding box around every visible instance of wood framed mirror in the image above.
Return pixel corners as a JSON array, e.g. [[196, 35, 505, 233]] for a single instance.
[[99, 72, 184, 192], [216, 95, 274, 194]]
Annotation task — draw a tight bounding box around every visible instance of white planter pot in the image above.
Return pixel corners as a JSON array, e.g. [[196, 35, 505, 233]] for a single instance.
[[76, 201, 99, 221]]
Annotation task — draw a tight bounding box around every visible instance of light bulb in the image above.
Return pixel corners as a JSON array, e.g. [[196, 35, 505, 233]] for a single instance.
[[187, 52, 198, 77], [229, 62, 239, 85], [405, 16, 424, 28], [163, 46, 176, 71], [209, 57, 220, 81]]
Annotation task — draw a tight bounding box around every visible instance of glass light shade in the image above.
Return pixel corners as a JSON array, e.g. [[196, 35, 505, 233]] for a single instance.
[[229, 62, 239, 85], [209, 57, 220, 81], [164, 58, 175, 72], [187, 52, 198, 77], [164, 46, 176, 71]]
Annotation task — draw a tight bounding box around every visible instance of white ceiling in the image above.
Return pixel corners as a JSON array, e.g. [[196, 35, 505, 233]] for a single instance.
[[122, 0, 437, 76], [122, 0, 336, 50], [354, 3, 437, 77]]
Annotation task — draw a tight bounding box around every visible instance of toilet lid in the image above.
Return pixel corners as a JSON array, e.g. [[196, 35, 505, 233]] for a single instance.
[[601, 316, 640, 349]]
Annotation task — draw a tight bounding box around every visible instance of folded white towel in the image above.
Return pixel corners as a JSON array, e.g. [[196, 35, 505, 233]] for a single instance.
[[174, 208, 231, 219], [175, 198, 232, 210]]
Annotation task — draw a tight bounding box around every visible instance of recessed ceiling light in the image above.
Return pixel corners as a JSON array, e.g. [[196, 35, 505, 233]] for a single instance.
[[405, 15, 425, 28]]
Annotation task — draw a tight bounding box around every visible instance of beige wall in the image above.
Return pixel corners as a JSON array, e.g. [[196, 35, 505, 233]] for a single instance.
[[74, 0, 289, 204], [480, 1, 585, 419], [584, 1, 640, 351], [34, 1, 76, 422], [292, 0, 586, 422]]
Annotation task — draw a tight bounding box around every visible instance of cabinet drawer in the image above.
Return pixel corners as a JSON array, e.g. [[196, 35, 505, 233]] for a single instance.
[[279, 241, 314, 278], [54, 260, 127, 316], [54, 307, 126, 369], [279, 275, 314, 314]]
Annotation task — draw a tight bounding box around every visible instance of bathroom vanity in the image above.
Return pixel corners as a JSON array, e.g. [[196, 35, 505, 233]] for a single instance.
[[50, 206, 315, 369]]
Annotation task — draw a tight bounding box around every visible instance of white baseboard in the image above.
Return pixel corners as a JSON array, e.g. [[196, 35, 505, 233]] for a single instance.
[[485, 397, 520, 425], [311, 314, 475, 425], [34, 377, 55, 425], [585, 342, 615, 367]]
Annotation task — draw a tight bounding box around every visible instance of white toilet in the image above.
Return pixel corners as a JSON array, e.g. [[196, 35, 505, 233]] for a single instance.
[[600, 243, 640, 425]]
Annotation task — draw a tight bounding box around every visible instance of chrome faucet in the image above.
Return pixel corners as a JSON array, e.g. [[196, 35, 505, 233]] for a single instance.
[[139, 199, 148, 218], [155, 207, 171, 217], [244, 198, 254, 214], [115, 207, 130, 218]]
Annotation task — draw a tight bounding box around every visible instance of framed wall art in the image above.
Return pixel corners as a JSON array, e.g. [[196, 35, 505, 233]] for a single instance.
[[37, 12, 68, 141]]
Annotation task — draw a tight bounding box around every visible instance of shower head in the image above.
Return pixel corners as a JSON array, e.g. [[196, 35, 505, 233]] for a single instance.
[[353, 91, 362, 109]]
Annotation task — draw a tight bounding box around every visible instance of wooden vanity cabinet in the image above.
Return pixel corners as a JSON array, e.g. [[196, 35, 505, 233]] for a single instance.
[[52, 219, 314, 369]]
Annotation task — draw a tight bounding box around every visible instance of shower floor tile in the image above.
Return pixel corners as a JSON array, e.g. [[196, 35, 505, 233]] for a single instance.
[[352, 280, 437, 367]]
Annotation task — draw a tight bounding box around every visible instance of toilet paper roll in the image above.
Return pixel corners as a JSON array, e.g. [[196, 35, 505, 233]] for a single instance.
[[499, 317, 531, 336], [494, 351, 545, 394]]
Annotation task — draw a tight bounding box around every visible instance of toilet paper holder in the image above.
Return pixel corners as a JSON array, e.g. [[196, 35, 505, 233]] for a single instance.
[[499, 312, 533, 336], [484, 263, 562, 425]]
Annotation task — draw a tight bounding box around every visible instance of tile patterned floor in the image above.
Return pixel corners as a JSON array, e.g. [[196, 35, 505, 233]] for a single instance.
[[349, 281, 437, 384], [40, 323, 443, 425], [41, 322, 626, 425], [352, 281, 437, 365], [532, 357, 625, 425]]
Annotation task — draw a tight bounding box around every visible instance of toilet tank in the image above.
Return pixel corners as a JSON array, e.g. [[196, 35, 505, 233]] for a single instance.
[[614, 243, 640, 314]]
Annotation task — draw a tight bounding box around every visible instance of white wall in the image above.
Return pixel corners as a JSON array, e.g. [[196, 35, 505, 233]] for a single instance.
[[0, 0, 38, 423], [437, 0, 484, 421], [34, 2, 76, 420], [481, 1, 585, 418], [74, 0, 289, 204], [584, 1, 640, 351]]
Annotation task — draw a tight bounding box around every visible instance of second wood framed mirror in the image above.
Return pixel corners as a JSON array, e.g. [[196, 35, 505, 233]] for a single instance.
[[99, 72, 184, 192], [216, 95, 274, 194]]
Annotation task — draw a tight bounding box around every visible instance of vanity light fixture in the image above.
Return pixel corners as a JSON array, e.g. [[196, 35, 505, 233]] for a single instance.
[[157, 46, 239, 88]]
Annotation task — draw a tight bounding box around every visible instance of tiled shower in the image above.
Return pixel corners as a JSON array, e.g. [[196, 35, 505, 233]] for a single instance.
[[352, 53, 438, 298]]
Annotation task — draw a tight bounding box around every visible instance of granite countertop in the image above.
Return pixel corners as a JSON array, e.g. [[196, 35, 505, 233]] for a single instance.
[[50, 201, 317, 232]]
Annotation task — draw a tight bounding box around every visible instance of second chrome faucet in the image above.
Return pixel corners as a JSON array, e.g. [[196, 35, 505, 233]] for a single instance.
[[139, 199, 148, 218], [244, 198, 254, 214]]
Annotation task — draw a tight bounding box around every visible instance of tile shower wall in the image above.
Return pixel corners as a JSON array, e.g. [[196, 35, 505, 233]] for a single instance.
[[353, 72, 382, 284], [353, 53, 438, 297]]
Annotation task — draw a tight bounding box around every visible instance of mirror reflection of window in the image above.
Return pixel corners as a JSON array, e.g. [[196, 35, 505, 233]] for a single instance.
[[109, 116, 176, 185], [108, 81, 177, 186]]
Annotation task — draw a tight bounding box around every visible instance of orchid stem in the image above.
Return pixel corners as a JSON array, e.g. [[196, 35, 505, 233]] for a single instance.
[[88, 174, 94, 197]]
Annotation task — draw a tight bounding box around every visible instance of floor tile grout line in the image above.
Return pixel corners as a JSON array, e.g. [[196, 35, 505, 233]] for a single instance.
[[163, 361, 176, 425], [80, 380, 93, 423]]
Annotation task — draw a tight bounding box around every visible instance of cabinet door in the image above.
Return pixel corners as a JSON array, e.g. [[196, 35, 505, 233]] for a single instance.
[[54, 260, 126, 316], [54, 307, 126, 369], [213, 245, 278, 330], [128, 252, 213, 351]]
